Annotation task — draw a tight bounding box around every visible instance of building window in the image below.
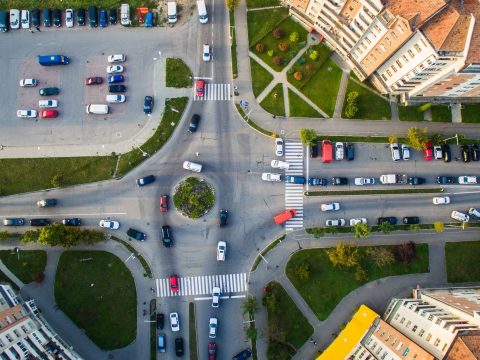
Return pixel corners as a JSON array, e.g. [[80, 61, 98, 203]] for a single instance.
[[366, 38, 371, 44], [396, 60, 402, 68], [5, 335, 12, 342], [380, 44, 386, 52], [382, 74, 387, 81], [435, 319, 442, 325], [395, 314, 400, 320], [428, 315, 434, 321], [412, 325, 417, 332], [421, 39, 428, 47], [385, 37, 391, 45], [426, 333, 432, 341], [396, 24, 404, 34], [434, 338, 441, 347], [391, 31, 397, 39], [392, 65, 397, 73], [374, 24, 381, 33], [414, 44, 421, 53], [400, 317, 405, 324], [408, 50, 415, 58], [403, 55, 409, 62], [442, 343, 448, 352]]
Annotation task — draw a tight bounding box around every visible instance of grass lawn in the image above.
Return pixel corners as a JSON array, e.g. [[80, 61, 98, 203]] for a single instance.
[[288, 89, 322, 117], [462, 104, 480, 123], [189, 302, 198, 360], [398, 105, 425, 122], [286, 244, 429, 321], [445, 241, 480, 282], [260, 83, 285, 116], [0, 1, 156, 10], [342, 79, 391, 120], [247, 0, 280, 8], [229, 10, 238, 79], [251, 17, 308, 72], [0, 269, 19, 290], [247, 7, 288, 47], [55, 251, 136, 350], [431, 105, 451, 122], [265, 281, 313, 359], [116, 97, 188, 176], [166, 58, 192, 88], [287, 44, 331, 89], [301, 59, 343, 117], [250, 58, 274, 98], [0, 250, 46, 284]]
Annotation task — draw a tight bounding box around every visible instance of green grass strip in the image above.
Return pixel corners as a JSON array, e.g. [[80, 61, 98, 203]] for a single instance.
[[189, 302, 198, 360], [306, 188, 443, 196], [446, 241, 480, 282], [165, 58, 192, 88], [150, 306, 156, 360], [235, 104, 275, 137], [0, 250, 47, 284], [110, 236, 152, 278], [230, 10, 238, 79], [252, 235, 285, 272]]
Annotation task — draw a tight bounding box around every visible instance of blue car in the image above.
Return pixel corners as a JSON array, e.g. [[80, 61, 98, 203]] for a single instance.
[[308, 178, 328, 186], [145, 12, 153, 27], [107, 74, 124, 83], [136, 175, 155, 186], [99, 9, 108, 27], [285, 175, 306, 184]]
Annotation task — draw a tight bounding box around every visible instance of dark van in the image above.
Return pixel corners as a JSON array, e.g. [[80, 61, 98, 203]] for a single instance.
[[0, 11, 8, 32], [189, 114, 200, 132], [31, 9, 40, 27], [43, 9, 51, 27], [88, 6, 97, 27]]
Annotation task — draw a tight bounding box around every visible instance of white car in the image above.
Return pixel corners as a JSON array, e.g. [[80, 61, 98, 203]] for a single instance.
[[19, 78, 37, 87], [451, 211, 469, 222], [275, 138, 284, 157], [401, 144, 410, 160], [107, 65, 124, 74], [270, 160, 290, 170], [202, 44, 211, 61], [9, 9, 20, 29], [99, 220, 120, 229], [432, 196, 450, 205], [335, 142, 344, 160], [350, 218, 367, 226], [321, 203, 340, 212], [216, 241, 226, 261], [354, 177, 375, 186], [170, 312, 180, 332], [433, 146, 443, 160], [108, 54, 126, 63], [211, 286, 220, 308], [458, 176, 477, 185], [65, 9, 74, 27], [17, 110, 37, 118], [39, 100, 58, 108], [106, 95, 126, 103], [390, 143, 401, 161], [208, 317, 217, 338], [20, 10, 29, 29], [326, 219, 345, 227], [261, 173, 282, 182]]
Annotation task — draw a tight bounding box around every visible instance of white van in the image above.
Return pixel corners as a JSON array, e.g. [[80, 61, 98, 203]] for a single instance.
[[20, 10, 29, 29], [106, 95, 126, 103], [167, 2, 177, 23], [451, 211, 469, 223], [86, 104, 109, 115], [9, 9, 20, 29], [183, 161, 202, 172], [197, 0, 208, 24], [120, 4, 131, 26], [390, 143, 401, 161]]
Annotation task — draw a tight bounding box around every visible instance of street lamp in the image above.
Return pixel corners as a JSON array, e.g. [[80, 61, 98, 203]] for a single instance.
[[444, 134, 460, 145], [133, 145, 149, 157]]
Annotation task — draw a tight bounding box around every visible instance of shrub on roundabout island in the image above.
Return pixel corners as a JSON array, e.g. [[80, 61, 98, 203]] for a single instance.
[[173, 177, 215, 218]]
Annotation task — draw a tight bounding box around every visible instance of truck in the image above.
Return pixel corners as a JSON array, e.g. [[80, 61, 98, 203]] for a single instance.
[[38, 55, 70, 66], [321, 140, 333, 163], [379, 174, 408, 185], [274, 209, 296, 225], [120, 4, 130, 26]]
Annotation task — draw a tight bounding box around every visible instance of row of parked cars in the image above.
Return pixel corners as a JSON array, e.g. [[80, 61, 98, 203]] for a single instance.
[[17, 78, 60, 119], [391, 142, 480, 163]]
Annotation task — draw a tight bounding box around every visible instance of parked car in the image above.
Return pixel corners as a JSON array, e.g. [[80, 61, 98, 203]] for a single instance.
[[468, 208, 480, 220], [451, 211, 469, 222], [401, 144, 410, 160], [216, 241, 226, 261], [232, 348, 252, 360], [109, 8, 117, 24], [354, 177, 375, 186], [161, 225, 173, 247], [31, 9, 40, 27], [3, 218, 25, 226], [275, 138, 284, 156], [17, 110, 37, 118], [441, 144, 451, 162], [408, 177, 426, 185], [145, 12, 154, 27], [350, 218, 367, 226], [109, 84, 126, 93], [219, 210, 228, 227], [377, 217, 397, 225], [157, 333, 166, 353], [136, 174, 155, 186], [196, 79, 205, 97], [423, 141, 433, 161], [433, 196, 450, 205], [30, 218, 51, 226], [390, 143, 401, 161], [9, 9, 20, 29], [77, 9, 86, 25], [261, 173, 282, 182], [211, 286, 221, 308], [99, 220, 120, 229], [335, 142, 344, 160], [285, 175, 305, 184], [107, 74, 124, 83], [403, 216, 420, 225], [39, 87, 59, 96], [127, 228, 146, 241], [170, 275, 179, 292], [88, 5, 97, 27], [321, 203, 340, 212], [271, 160, 289, 170], [37, 199, 57, 207], [188, 114, 200, 132], [65, 9, 74, 27], [325, 219, 345, 227], [107, 54, 126, 63], [106, 95, 125, 103], [331, 177, 348, 186], [39, 110, 58, 119], [436, 176, 455, 184], [433, 145, 443, 160], [156, 313, 164, 329], [208, 342, 217, 360], [461, 145, 471, 162], [107, 65, 124, 73], [144, 96, 154, 114], [52, 9, 61, 27], [310, 141, 318, 158], [38, 100, 58, 108], [160, 195, 168, 212], [308, 178, 328, 186], [99, 9, 108, 27], [472, 144, 480, 161], [84, 76, 103, 85], [202, 44, 211, 61], [62, 218, 81, 226], [458, 176, 477, 184], [19, 78, 37, 87], [20, 10, 29, 29], [170, 312, 180, 332], [43, 9, 51, 27], [346, 143, 354, 160], [175, 337, 184, 356], [208, 318, 218, 339]]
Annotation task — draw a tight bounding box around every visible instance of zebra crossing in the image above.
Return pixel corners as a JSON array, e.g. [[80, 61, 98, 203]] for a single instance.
[[155, 273, 247, 298], [194, 83, 231, 101], [284, 141, 304, 231]]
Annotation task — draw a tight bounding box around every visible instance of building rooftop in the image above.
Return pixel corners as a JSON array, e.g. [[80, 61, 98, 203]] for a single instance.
[[385, 0, 449, 28], [445, 330, 480, 359]]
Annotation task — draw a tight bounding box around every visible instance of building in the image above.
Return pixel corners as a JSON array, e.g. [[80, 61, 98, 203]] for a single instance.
[[0, 284, 82, 360], [286, 0, 480, 103]]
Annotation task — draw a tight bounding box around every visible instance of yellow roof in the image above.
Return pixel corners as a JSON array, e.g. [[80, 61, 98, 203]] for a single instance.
[[317, 305, 379, 360]]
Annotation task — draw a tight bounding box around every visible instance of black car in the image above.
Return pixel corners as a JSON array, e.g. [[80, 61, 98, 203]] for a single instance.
[[53, 9, 61, 27], [3, 218, 25, 226], [30, 218, 51, 227], [127, 228, 146, 241], [308, 178, 327, 186], [156, 313, 164, 329], [37, 199, 57, 207], [331, 177, 348, 186], [472, 144, 480, 161], [77, 9, 86, 26], [189, 114, 200, 132], [403, 216, 420, 225], [109, 8, 117, 24], [232, 348, 252, 360], [88, 6, 97, 27], [310, 141, 318, 158], [436, 176, 455, 184], [109, 84, 126, 93], [175, 337, 184, 356], [219, 210, 228, 227], [408, 177, 426, 185], [461, 145, 471, 162], [346, 143, 354, 161], [43, 9, 51, 27], [144, 96, 154, 114], [31, 9, 40, 27], [377, 217, 397, 226], [441, 144, 451, 162], [161, 225, 173, 247], [62, 218, 81, 226], [136, 175, 155, 186]]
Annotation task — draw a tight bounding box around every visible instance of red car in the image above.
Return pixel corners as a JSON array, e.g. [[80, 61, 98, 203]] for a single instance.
[[170, 274, 179, 293], [208, 342, 216, 360], [424, 141, 434, 161], [84, 76, 103, 85], [196, 80, 205, 97], [39, 110, 58, 119], [160, 195, 169, 212]]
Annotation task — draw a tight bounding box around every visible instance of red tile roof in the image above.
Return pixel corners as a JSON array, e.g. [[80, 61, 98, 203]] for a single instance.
[[385, 0, 449, 28]]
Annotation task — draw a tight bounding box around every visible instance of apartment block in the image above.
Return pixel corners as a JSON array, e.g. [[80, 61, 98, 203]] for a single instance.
[[0, 284, 81, 360]]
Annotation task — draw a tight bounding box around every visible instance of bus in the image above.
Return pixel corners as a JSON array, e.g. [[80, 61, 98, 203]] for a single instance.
[[322, 140, 333, 163], [274, 209, 296, 225]]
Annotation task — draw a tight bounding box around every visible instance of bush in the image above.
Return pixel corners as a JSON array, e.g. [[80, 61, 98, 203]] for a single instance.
[[273, 56, 283, 66], [272, 27, 283, 39], [267, 50, 274, 57], [417, 103, 432, 112], [289, 32, 299, 43], [309, 50, 319, 61], [294, 262, 310, 280], [293, 71, 303, 81], [32, 272, 45, 283], [305, 63, 314, 73], [394, 241, 416, 265], [173, 177, 215, 218], [255, 43, 266, 53], [278, 42, 289, 52]]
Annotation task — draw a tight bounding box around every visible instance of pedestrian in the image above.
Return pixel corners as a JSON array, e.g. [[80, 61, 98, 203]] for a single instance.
[[29, 28, 34, 33], [309, 338, 314, 343], [273, 115, 276, 119], [195, 152, 200, 157], [314, 341, 317, 346], [35, 26, 40, 32]]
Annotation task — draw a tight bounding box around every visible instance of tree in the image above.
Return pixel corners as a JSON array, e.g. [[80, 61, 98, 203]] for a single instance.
[[38, 223, 67, 247], [305, 63, 314, 73], [293, 71, 303, 80], [267, 50, 274, 57], [407, 127, 428, 151], [394, 241, 416, 264], [354, 266, 368, 282], [367, 247, 395, 268], [389, 135, 398, 144], [431, 133, 444, 145], [299, 128, 317, 145], [309, 50, 318, 60], [409, 224, 420, 232], [295, 262, 310, 281], [378, 221, 394, 234], [289, 32, 299, 43], [255, 43, 265, 53], [245, 325, 257, 340], [344, 91, 359, 119], [0, 231, 11, 241], [226, 0, 239, 11], [21, 230, 40, 244], [277, 42, 289, 52], [272, 27, 283, 39], [434, 221, 445, 233], [264, 290, 278, 313], [31, 272, 45, 283], [273, 56, 283, 66], [326, 242, 360, 269], [353, 223, 371, 239], [242, 296, 259, 315], [51, 173, 63, 188]]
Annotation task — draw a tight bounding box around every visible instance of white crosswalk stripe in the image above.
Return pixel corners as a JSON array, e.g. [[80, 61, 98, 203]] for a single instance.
[[194, 83, 231, 101], [284, 141, 304, 231], [155, 273, 248, 298]]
